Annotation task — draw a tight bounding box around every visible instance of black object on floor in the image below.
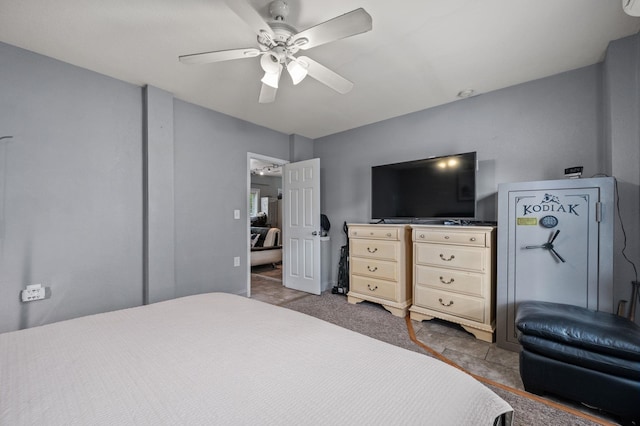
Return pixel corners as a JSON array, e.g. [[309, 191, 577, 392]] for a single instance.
[[516, 301, 640, 425], [332, 221, 350, 295]]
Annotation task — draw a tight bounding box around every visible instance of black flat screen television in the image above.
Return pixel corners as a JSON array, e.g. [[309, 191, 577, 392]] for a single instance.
[[371, 152, 477, 221]]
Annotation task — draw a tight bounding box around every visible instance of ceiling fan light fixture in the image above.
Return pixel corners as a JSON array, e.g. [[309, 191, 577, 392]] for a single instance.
[[261, 64, 282, 88], [287, 60, 308, 85], [260, 53, 280, 73]]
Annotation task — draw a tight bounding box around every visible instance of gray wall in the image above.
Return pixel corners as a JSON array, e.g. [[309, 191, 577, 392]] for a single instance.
[[0, 42, 144, 333], [2, 30, 638, 332], [315, 34, 640, 322], [315, 64, 602, 248], [144, 86, 176, 304], [0, 43, 291, 333], [290, 134, 314, 162], [173, 100, 289, 298], [603, 34, 640, 322]]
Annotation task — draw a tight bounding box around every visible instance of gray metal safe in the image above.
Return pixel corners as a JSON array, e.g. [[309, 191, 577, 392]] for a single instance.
[[496, 177, 615, 351]]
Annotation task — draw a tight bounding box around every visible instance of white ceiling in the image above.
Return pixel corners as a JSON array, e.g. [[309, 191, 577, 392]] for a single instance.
[[1, 1, 639, 139]]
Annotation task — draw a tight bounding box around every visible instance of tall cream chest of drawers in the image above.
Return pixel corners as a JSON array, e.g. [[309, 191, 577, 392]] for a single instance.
[[410, 225, 497, 342], [347, 224, 412, 317]]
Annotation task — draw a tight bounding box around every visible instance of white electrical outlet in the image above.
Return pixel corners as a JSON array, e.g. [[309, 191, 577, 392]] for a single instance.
[[21, 284, 46, 302], [234, 209, 240, 219], [234, 257, 240, 267]]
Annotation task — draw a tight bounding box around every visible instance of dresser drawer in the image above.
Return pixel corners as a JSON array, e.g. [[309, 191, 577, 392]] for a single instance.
[[415, 265, 484, 297], [349, 226, 399, 240], [351, 239, 399, 261], [413, 229, 486, 247], [414, 244, 485, 272], [351, 257, 397, 281], [414, 286, 484, 322], [351, 275, 397, 301]]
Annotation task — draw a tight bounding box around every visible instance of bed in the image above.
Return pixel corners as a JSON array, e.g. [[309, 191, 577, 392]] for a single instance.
[[0, 293, 512, 425]]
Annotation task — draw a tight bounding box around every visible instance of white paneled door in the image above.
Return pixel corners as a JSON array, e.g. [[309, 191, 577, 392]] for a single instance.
[[283, 158, 321, 295]]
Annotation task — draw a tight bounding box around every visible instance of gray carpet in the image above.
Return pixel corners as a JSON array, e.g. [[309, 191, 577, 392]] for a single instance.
[[281, 292, 613, 426]]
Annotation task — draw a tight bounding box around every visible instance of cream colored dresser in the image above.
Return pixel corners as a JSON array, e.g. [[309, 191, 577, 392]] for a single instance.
[[410, 225, 496, 342], [347, 224, 412, 317]]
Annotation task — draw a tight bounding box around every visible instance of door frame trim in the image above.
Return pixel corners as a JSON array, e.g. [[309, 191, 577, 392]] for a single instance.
[[246, 153, 288, 298]]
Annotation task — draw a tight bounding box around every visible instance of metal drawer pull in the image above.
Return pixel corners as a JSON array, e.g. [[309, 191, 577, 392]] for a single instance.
[[439, 298, 454, 307], [420, 234, 425, 239], [386, 233, 392, 237], [439, 276, 454, 284], [439, 254, 455, 261], [367, 247, 378, 253], [367, 266, 378, 272], [367, 284, 378, 291], [444, 236, 450, 239], [470, 237, 476, 242]]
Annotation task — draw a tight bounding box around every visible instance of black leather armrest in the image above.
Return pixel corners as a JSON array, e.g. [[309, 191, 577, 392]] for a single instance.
[[516, 301, 640, 361]]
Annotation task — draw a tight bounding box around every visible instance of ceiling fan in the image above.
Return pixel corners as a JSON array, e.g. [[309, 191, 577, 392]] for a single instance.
[[179, 0, 372, 103]]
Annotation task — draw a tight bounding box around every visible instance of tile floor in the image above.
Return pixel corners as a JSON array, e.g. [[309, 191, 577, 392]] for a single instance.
[[250, 264, 307, 305], [413, 317, 523, 389]]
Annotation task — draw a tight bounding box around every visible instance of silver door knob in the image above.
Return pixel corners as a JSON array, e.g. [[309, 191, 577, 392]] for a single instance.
[[312, 231, 319, 236]]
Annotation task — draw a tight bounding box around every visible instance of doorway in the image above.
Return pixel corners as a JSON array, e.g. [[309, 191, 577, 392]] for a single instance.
[[246, 153, 287, 298]]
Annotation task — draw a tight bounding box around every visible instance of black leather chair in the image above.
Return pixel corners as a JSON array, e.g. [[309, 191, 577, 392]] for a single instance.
[[515, 301, 640, 425]]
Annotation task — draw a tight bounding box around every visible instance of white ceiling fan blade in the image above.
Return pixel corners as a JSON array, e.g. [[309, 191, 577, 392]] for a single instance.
[[291, 8, 372, 51], [298, 56, 354, 94], [179, 48, 260, 64], [259, 84, 278, 103], [222, 0, 275, 39]]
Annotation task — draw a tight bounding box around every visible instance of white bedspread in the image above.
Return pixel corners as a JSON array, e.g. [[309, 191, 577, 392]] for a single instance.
[[1, 293, 512, 425]]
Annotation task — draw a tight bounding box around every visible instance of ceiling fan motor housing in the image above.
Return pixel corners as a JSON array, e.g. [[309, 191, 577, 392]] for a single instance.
[[258, 21, 301, 63], [269, 1, 289, 21]]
